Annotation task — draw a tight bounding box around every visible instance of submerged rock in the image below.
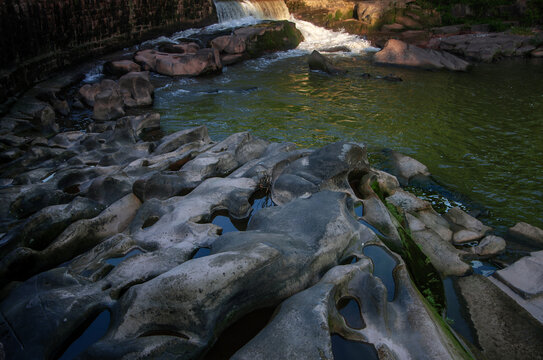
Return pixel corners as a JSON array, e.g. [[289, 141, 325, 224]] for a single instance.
[[374, 39, 471, 71], [308, 50, 347, 75]]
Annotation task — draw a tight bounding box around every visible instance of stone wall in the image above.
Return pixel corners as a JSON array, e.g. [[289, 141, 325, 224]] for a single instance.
[[0, 0, 218, 103]]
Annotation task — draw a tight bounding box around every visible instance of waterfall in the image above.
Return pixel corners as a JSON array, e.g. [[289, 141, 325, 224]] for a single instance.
[[214, 0, 290, 22]]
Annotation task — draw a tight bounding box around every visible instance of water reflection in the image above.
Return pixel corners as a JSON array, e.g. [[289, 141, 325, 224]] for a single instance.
[[155, 56, 543, 231]]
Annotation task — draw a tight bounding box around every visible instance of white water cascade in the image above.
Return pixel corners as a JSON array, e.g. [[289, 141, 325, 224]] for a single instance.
[[214, 0, 290, 22], [212, 0, 378, 53]]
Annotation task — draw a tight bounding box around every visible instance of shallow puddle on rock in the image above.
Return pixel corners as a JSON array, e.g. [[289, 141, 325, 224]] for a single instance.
[[363, 245, 397, 301], [211, 213, 247, 234], [337, 297, 364, 329], [104, 249, 143, 266], [202, 306, 276, 359], [249, 192, 275, 216], [354, 204, 363, 217], [331, 334, 379, 360], [470, 260, 496, 277], [192, 247, 211, 259], [57, 310, 110, 360], [443, 277, 475, 344]]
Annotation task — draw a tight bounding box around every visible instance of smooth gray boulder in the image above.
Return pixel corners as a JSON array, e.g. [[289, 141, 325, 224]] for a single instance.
[[468, 235, 506, 258], [374, 39, 470, 71], [382, 149, 431, 186]]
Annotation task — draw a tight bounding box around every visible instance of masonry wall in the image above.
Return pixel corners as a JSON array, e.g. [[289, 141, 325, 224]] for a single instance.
[[0, 0, 218, 102]]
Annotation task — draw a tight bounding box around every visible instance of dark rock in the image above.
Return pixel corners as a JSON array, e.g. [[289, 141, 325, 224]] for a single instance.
[[10, 186, 75, 219], [374, 39, 470, 71], [382, 149, 430, 186], [211, 35, 247, 54], [158, 42, 200, 54], [103, 60, 142, 76], [234, 21, 304, 58], [507, 222, 543, 249], [321, 46, 350, 52], [431, 33, 533, 62], [93, 88, 125, 121], [396, 15, 422, 29], [0, 197, 104, 253], [33, 105, 59, 135], [118, 71, 154, 107], [308, 50, 347, 75], [381, 23, 405, 32], [116, 113, 161, 139]]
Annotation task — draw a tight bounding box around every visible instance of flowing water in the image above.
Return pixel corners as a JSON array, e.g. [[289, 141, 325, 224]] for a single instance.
[[150, 10, 543, 232]]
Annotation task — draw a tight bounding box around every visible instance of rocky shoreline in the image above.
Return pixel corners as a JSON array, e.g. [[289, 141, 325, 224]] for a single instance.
[[1, 16, 543, 360]]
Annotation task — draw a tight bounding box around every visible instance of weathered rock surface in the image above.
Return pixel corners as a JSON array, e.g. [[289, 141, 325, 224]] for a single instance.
[[103, 60, 142, 76], [457, 274, 543, 359], [382, 149, 431, 186], [429, 33, 536, 62], [506, 221, 543, 249], [135, 48, 223, 76], [374, 39, 471, 71], [494, 251, 543, 299], [118, 71, 154, 107], [308, 50, 347, 74]]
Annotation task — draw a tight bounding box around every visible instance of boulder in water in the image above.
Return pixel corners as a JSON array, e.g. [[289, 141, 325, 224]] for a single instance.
[[118, 71, 154, 107], [374, 39, 470, 71], [135, 48, 222, 76], [506, 222, 543, 249], [103, 60, 141, 76], [307, 50, 347, 75]]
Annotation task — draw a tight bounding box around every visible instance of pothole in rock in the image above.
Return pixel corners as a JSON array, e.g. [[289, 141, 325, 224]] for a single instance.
[[331, 334, 379, 360], [104, 249, 144, 266], [363, 245, 398, 302], [210, 191, 276, 236], [250, 192, 275, 214], [211, 210, 249, 234], [354, 203, 363, 218], [337, 297, 365, 330], [56, 310, 110, 360], [470, 260, 496, 277], [443, 277, 476, 345], [202, 306, 276, 359], [191, 247, 211, 259]]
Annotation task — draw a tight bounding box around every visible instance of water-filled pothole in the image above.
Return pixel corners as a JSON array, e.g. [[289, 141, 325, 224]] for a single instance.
[[443, 277, 476, 344], [192, 247, 211, 259], [104, 249, 143, 266], [211, 210, 248, 234], [363, 245, 397, 301], [337, 297, 364, 329], [331, 334, 379, 360], [56, 310, 110, 360], [354, 203, 363, 217], [470, 260, 496, 277], [202, 306, 276, 359]]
